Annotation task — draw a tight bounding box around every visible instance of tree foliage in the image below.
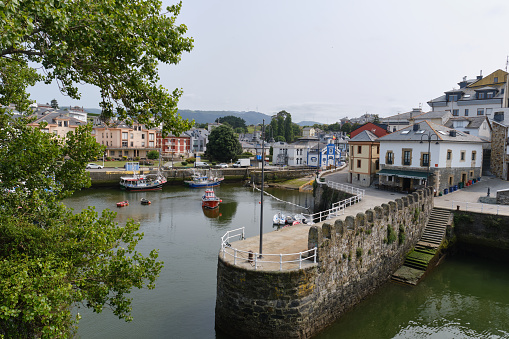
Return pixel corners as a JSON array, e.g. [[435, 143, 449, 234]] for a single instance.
[[147, 150, 160, 160], [215, 116, 247, 133], [205, 125, 242, 162], [0, 114, 163, 337], [50, 99, 59, 109], [0, 0, 194, 136], [0, 0, 194, 335], [266, 110, 300, 143]]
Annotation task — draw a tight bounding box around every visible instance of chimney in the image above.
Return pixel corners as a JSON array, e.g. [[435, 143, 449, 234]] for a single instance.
[[477, 70, 483, 80], [449, 130, 457, 137], [413, 124, 420, 131]]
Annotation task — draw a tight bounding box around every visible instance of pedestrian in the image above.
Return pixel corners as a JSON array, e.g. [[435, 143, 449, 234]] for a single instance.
[[487, 187, 490, 197]]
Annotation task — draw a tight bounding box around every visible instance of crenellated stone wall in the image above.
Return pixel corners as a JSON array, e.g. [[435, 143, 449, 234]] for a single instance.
[[215, 187, 434, 338]]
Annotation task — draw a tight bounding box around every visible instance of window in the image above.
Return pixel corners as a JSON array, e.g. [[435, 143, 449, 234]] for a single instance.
[[111, 151, 115, 156], [58, 121, 62, 127], [149, 134, 155, 141], [388, 176, 393, 182], [64, 121, 68, 127], [357, 146, 362, 154], [472, 152, 476, 160], [447, 151, 452, 160], [149, 141, 154, 147], [422, 153, 429, 167], [130, 141, 133, 147], [122, 132, 128, 139], [122, 141, 128, 147], [357, 174, 360, 181], [387, 152, 393, 165], [357, 160, 361, 168], [453, 109, 459, 116], [494, 77, 499, 83], [130, 133, 134, 139], [477, 108, 484, 116], [487, 92, 494, 99], [460, 151, 465, 161], [142, 142, 145, 147], [448, 94, 458, 102], [478, 92, 485, 99], [464, 109, 469, 116], [403, 150, 411, 166]]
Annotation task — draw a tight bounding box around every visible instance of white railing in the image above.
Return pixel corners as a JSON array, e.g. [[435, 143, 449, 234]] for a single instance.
[[442, 201, 509, 215], [220, 227, 318, 271], [302, 181, 364, 223]]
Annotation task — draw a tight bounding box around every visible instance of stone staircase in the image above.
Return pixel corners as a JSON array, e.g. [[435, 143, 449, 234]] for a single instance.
[[391, 208, 451, 285]]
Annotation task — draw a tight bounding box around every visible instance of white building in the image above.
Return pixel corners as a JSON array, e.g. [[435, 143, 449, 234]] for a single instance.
[[427, 69, 509, 119], [377, 121, 485, 193], [272, 138, 341, 168]]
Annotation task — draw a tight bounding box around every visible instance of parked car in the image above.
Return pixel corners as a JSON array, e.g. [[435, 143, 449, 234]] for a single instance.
[[216, 163, 229, 168], [194, 161, 210, 168], [86, 163, 103, 169]]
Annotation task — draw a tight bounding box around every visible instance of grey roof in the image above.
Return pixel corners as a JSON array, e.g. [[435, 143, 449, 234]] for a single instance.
[[445, 116, 487, 129], [349, 130, 378, 142], [382, 109, 423, 121], [412, 110, 451, 120], [32, 112, 87, 126], [377, 120, 485, 143]]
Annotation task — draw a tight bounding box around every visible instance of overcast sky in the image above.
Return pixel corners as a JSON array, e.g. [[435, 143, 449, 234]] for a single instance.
[[29, 0, 509, 124]]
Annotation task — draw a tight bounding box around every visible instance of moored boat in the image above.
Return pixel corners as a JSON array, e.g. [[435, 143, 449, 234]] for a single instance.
[[141, 198, 151, 205], [185, 170, 224, 188], [116, 200, 129, 207], [120, 162, 167, 191], [273, 211, 286, 225], [202, 188, 221, 209]]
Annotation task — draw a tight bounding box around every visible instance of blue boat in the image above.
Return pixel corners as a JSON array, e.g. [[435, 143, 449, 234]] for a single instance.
[[185, 171, 224, 188]]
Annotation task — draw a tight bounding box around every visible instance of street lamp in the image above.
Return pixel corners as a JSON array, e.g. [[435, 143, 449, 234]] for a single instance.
[[259, 119, 265, 258], [420, 133, 440, 188]]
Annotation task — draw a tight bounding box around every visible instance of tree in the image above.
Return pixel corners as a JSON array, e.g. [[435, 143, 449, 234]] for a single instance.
[[341, 122, 352, 134], [0, 0, 192, 336], [284, 114, 294, 143], [216, 116, 247, 133], [50, 99, 59, 109], [205, 125, 242, 162], [147, 150, 159, 160], [0, 0, 193, 136]]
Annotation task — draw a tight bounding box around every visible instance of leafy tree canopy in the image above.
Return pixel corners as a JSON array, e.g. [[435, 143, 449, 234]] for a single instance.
[[50, 99, 59, 109], [0, 0, 193, 136], [147, 150, 160, 160], [205, 125, 242, 162], [215, 116, 247, 133]]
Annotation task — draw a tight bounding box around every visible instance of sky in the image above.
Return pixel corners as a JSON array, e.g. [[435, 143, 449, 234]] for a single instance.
[[29, 0, 509, 124]]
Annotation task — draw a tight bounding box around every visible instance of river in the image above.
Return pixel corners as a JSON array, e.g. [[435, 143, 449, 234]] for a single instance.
[[66, 184, 509, 339]]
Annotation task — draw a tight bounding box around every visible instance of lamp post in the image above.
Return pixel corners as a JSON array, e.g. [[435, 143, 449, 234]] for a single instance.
[[259, 119, 265, 258], [420, 133, 440, 188]]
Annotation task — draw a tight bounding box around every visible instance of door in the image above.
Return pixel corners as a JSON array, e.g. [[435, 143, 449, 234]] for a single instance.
[[402, 178, 411, 191]]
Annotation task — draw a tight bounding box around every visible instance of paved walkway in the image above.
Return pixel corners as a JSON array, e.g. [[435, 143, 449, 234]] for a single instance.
[[225, 169, 509, 271]]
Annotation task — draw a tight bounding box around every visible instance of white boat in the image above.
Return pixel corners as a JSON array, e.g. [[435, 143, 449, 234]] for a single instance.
[[119, 162, 167, 191], [273, 212, 286, 225]]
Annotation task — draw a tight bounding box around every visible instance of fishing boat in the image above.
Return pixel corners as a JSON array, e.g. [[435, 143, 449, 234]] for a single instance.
[[140, 198, 151, 205], [119, 162, 167, 191], [185, 170, 224, 188], [116, 200, 129, 207], [202, 188, 221, 209]]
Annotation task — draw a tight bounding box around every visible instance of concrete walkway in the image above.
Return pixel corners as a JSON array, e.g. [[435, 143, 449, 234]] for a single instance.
[[225, 169, 509, 271]]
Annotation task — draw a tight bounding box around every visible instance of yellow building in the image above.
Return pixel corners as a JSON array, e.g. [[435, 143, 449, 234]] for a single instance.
[[348, 130, 380, 187]]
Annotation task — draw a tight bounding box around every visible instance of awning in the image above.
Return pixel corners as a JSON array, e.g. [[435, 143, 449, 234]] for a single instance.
[[377, 169, 429, 179]]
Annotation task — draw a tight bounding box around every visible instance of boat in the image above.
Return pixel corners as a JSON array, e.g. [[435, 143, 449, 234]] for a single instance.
[[273, 211, 286, 225], [202, 188, 222, 209], [116, 200, 129, 207], [141, 198, 151, 205], [119, 162, 167, 191], [185, 170, 224, 188]]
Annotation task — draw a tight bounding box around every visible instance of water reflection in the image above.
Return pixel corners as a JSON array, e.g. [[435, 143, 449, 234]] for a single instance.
[[202, 207, 220, 219]]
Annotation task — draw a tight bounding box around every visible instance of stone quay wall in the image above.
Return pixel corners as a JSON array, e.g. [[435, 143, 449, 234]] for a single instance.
[[215, 187, 433, 338]]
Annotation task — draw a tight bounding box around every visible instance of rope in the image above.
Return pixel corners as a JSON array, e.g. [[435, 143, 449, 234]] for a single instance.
[[252, 183, 310, 211]]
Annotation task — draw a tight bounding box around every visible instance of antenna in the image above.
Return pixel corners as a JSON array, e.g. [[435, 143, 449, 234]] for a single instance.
[[506, 55, 509, 72]]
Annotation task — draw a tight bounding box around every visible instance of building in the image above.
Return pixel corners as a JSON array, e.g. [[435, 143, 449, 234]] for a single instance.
[[28, 111, 88, 138], [157, 132, 191, 159], [377, 121, 485, 193], [271, 137, 341, 168], [350, 122, 389, 139], [427, 69, 509, 119], [184, 128, 209, 155], [410, 110, 451, 126], [381, 108, 423, 132], [92, 122, 157, 160], [348, 130, 380, 187]]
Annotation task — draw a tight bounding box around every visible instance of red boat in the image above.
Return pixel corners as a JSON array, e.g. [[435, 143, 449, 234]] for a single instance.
[[201, 188, 221, 209], [116, 200, 129, 207]]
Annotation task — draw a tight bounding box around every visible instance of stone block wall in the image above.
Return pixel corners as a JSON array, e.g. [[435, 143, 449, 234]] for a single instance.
[[490, 122, 507, 180], [215, 187, 433, 338], [496, 189, 509, 205], [435, 166, 482, 192]]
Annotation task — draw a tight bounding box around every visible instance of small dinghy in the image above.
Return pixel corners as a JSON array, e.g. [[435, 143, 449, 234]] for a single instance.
[[140, 198, 151, 205], [116, 200, 129, 207]]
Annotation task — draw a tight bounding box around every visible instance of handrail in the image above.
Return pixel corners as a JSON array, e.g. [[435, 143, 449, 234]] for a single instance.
[[302, 181, 364, 223], [220, 227, 318, 271], [443, 200, 509, 216]]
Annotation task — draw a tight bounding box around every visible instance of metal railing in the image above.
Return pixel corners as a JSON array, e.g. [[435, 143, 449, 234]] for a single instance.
[[302, 181, 365, 223], [442, 201, 509, 215], [220, 227, 318, 271]]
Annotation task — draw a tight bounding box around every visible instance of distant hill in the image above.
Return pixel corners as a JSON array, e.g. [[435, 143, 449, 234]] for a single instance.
[[82, 108, 321, 126]]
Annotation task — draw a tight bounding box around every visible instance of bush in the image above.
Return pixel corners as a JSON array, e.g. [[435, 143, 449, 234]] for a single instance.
[[181, 161, 188, 166], [147, 150, 159, 160]]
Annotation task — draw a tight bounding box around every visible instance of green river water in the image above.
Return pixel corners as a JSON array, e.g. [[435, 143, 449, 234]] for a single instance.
[[65, 184, 509, 339]]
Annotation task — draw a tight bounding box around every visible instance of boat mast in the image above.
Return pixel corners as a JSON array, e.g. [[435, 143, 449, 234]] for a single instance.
[[259, 119, 265, 258]]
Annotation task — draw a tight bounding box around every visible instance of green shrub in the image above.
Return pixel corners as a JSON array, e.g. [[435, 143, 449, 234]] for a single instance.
[[398, 224, 406, 245], [387, 224, 397, 244], [181, 161, 188, 166], [356, 248, 363, 258]]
